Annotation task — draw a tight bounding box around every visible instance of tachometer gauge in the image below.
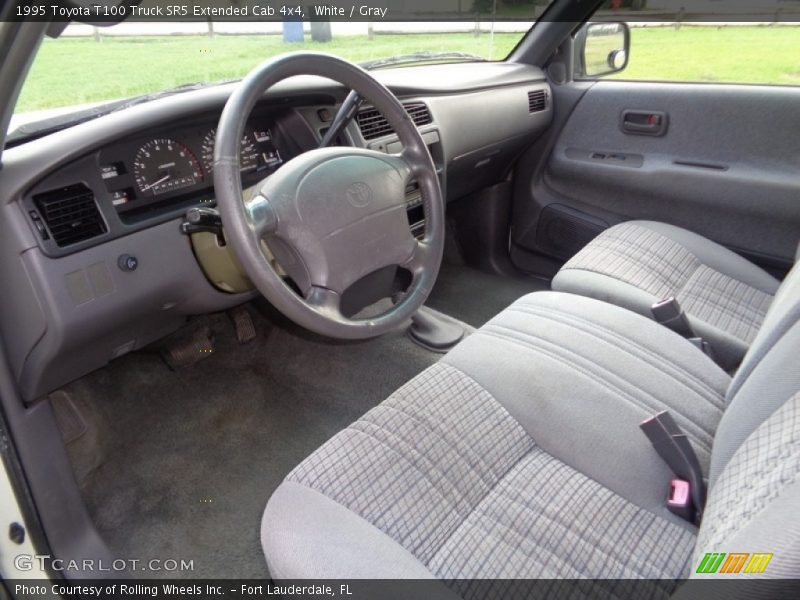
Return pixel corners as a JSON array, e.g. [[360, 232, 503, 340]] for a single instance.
[[133, 138, 202, 197], [201, 129, 260, 174]]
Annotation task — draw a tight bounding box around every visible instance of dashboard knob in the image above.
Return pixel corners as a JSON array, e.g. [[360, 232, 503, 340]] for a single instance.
[[118, 254, 139, 272]]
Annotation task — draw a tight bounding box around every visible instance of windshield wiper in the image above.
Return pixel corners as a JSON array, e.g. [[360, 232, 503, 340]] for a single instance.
[[7, 81, 227, 145], [360, 52, 487, 71]]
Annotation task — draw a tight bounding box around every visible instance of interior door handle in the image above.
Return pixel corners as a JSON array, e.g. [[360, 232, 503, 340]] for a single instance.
[[621, 110, 668, 136]]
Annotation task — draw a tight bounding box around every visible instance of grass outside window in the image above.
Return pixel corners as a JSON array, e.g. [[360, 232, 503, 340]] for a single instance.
[[15, 26, 800, 114]]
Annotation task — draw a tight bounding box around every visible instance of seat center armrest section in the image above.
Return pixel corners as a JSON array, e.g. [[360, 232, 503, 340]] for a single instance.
[[442, 291, 730, 518]]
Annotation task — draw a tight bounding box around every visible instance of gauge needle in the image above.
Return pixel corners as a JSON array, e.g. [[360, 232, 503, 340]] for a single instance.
[[141, 174, 171, 191]]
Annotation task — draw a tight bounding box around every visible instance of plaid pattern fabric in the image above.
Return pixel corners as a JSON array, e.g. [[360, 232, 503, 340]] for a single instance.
[[695, 392, 800, 557], [288, 363, 535, 565], [431, 447, 695, 595], [560, 223, 700, 300], [288, 362, 696, 584], [559, 223, 774, 345], [679, 265, 773, 344]]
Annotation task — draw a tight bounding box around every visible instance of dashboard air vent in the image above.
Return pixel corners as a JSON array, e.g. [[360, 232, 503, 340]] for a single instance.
[[528, 89, 548, 113], [33, 184, 107, 247], [357, 102, 433, 140]]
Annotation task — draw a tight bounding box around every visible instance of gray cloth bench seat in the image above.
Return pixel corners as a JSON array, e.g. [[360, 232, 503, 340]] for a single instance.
[[551, 221, 782, 370], [261, 265, 800, 598]]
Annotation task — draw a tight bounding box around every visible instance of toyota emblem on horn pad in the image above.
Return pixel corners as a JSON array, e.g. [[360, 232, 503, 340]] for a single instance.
[[345, 182, 372, 208]]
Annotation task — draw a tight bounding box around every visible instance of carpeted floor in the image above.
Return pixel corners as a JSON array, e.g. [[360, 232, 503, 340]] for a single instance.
[[58, 263, 547, 578], [427, 262, 549, 326]]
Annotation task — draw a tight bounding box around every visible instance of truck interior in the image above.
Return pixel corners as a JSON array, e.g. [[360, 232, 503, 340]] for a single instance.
[[0, 0, 798, 594]]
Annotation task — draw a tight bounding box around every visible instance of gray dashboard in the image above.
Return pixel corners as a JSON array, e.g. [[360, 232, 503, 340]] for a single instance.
[[0, 61, 552, 402]]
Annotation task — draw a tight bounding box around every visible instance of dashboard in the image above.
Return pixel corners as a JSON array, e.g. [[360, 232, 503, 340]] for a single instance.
[[0, 61, 553, 402], [21, 104, 315, 256]]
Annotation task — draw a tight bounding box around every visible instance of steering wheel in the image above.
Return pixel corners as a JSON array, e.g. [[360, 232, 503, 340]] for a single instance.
[[213, 53, 444, 339]]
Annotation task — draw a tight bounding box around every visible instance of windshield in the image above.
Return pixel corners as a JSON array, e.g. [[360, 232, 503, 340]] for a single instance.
[[13, 13, 547, 126]]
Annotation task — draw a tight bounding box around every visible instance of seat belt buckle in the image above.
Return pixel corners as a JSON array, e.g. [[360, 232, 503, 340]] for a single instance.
[[666, 479, 695, 522], [640, 410, 706, 524], [651, 297, 694, 338], [688, 337, 716, 361], [652, 298, 715, 359]]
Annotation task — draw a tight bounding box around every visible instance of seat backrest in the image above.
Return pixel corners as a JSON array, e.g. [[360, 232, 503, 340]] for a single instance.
[[691, 262, 800, 578], [726, 261, 800, 402]]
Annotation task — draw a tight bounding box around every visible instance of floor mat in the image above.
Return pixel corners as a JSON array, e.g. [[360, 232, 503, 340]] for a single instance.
[[61, 265, 548, 579]]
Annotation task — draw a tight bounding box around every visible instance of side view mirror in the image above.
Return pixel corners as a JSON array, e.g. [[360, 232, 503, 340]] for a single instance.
[[575, 22, 631, 78]]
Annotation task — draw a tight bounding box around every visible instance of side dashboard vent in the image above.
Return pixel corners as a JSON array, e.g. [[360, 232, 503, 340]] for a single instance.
[[357, 102, 433, 140], [33, 184, 107, 247], [528, 89, 548, 113], [405, 103, 433, 127]]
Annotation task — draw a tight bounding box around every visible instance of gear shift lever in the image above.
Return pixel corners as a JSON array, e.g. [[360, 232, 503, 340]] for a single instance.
[[407, 306, 467, 353]]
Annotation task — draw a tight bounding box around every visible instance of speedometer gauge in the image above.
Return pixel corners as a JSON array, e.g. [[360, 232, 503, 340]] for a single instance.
[[133, 138, 202, 197], [201, 129, 260, 174]]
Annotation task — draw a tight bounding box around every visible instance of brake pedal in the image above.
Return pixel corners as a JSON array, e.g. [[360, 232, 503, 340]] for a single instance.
[[161, 325, 216, 370], [230, 306, 257, 344]]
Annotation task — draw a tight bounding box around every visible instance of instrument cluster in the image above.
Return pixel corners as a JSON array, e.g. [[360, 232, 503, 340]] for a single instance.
[[97, 118, 285, 218]]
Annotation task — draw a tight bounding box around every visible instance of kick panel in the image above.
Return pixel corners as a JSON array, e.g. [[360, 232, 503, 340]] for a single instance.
[[533, 204, 608, 261]]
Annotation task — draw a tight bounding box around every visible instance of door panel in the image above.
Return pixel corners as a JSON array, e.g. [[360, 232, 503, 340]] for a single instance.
[[511, 81, 800, 277]]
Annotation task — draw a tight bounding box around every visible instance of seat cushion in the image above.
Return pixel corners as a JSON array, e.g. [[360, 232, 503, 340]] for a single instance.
[[262, 292, 731, 593], [264, 363, 696, 595], [551, 221, 780, 370]]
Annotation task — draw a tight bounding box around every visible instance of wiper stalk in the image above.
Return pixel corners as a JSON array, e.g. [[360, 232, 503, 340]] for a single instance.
[[319, 90, 363, 148]]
